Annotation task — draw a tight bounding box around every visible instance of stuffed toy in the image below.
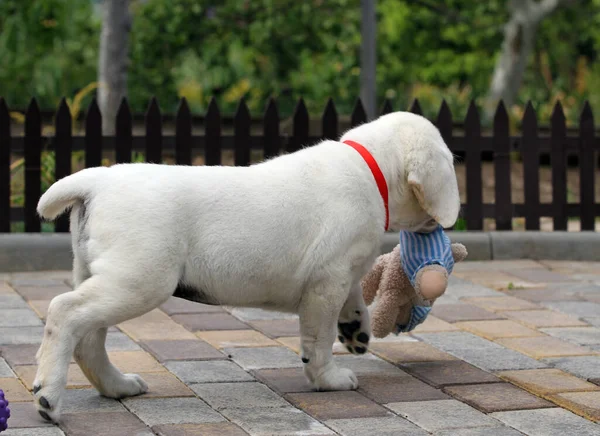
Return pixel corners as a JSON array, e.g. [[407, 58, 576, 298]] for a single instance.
[[0, 389, 9, 433], [362, 225, 468, 338]]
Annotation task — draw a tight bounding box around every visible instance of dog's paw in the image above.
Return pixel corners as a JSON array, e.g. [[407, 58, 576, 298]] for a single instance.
[[337, 319, 370, 355], [99, 373, 148, 399], [32, 382, 62, 423], [314, 367, 358, 391]]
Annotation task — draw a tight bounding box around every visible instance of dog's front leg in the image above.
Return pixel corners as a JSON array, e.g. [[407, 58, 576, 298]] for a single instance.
[[299, 281, 358, 391]]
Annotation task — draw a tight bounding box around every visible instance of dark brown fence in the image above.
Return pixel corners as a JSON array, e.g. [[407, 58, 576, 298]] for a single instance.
[[0, 96, 597, 233]]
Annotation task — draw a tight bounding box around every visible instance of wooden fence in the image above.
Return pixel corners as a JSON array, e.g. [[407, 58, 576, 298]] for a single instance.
[[0, 96, 597, 233]]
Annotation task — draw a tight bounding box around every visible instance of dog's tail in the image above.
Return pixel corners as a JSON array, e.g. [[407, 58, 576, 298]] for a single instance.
[[37, 167, 108, 220]]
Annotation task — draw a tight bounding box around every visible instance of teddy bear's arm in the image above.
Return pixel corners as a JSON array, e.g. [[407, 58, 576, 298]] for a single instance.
[[371, 287, 405, 338], [361, 254, 388, 305]]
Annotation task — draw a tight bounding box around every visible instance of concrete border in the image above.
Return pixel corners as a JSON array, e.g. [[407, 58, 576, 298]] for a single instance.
[[1, 232, 600, 272]]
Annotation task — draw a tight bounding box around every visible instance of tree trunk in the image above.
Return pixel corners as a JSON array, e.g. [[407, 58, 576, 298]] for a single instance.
[[487, 0, 569, 117], [98, 0, 132, 135]]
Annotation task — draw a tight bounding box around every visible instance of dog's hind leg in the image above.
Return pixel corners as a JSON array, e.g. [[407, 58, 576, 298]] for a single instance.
[[33, 272, 176, 422], [337, 283, 371, 354], [299, 278, 358, 391]]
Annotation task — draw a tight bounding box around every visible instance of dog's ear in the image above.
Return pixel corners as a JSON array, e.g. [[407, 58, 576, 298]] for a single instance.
[[407, 156, 460, 228]]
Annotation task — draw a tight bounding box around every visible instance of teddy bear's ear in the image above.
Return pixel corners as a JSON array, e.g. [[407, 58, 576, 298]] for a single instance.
[[451, 243, 468, 262]]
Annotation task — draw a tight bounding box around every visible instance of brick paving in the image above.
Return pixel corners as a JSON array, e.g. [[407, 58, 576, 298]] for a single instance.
[[1, 261, 600, 435]]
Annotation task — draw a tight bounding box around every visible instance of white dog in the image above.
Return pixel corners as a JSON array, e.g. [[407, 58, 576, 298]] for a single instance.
[[33, 111, 459, 421]]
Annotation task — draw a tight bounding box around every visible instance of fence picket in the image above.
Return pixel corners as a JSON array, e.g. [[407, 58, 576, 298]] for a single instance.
[[205, 97, 222, 165], [322, 98, 338, 140], [145, 97, 162, 164], [522, 102, 541, 230], [551, 101, 568, 230], [115, 98, 132, 164], [24, 99, 41, 232], [54, 98, 72, 232], [409, 99, 422, 115], [289, 98, 309, 153], [85, 98, 102, 168], [263, 98, 280, 160], [436, 100, 453, 146], [380, 99, 393, 115], [493, 101, 512, 230], [464, 100, 483, 230], [175, 98, 192, 165], [234, 98, 251, 166], [579, 101, 595, 230], [351, 99, 367, 127], [0, 98, 10, 232]]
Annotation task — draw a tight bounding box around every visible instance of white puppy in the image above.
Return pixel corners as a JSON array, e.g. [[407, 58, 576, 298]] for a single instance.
[[33, 111, 459, 421]]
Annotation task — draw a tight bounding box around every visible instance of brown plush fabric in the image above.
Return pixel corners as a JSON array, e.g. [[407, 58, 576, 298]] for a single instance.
[[361, 242, 467, 338]]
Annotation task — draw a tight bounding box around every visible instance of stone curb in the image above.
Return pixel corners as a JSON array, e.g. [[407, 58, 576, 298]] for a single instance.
[[0, 232, 599, 272]]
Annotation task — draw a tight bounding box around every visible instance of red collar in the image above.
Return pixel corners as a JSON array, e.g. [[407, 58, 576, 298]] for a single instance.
[[343, 140, 389, 231]]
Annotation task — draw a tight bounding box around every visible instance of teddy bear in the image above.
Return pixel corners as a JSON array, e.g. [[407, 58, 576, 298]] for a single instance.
[[362, 224, 468, 338]]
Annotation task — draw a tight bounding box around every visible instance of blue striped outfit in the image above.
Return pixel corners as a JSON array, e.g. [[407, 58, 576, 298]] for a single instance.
[[394, 224, 454, 334]]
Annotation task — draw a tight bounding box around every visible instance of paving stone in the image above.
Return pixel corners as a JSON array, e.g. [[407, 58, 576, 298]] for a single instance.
[[414, 332, 548, 371], [4, 402, 54, 428], [505, 310, 588, 328], [108, 350, 165, 373], [2, 428, 66, 436], [508, 268, 574, 283], [411, 315, 461, 332], [333, 353, 410, 376], [0, 357, 14, 377], [454, 320, 543, 340], [160, 297, 225, 315], [0, 282, 16, 295], [123, 397, 225, 426], [15, 363, 91, 390], [549, 391, 600, 422], [105, 331, 142, 351], [358, 373, 449, 402], [540, 327, 600, 346], [0, 377, 32, 401], [491, 408, 600, 436], [0, 345, 40, 366], [499, 368, 600, 395], [464, 296, 541, 312], [229, 308, 298, 322], [253, 368, 314, 394], [61, 388, 126, 413], [370, 334, 420, 344], [221, 407, 334, 435], [142, 339, 224, 362], [152, 422, 249, 436], [496, 336, 596, 358], [401, 360, 500, 388], [387, 399, 501, 432], [248, 319, 300, 338], [434, 427, 527, 436], [370, 341, 458, 363], [60, 411, 154, 436], [431, 303, 506, 323], [136, 372, 195, 398], [118, 310, 198, 341], [196, 330, 278, 349], [286, 391, 389, 420], [12, 285, 70, 301], [584, 317, 600, 327], [0, 295, 29, 309], [0, 327, 45, 345], [192, 382, 289, 410], [9, 277, 67, 287], [26, 300, 50, 320], [542, 301, 600, 319], [444, 382, 554, 413], [506, 288, 586, 302], [164, 360, 254, 383], [325, 416, 428, 436], [544, 356, 600, 380], [446, 276, 505, 298], [171, 313, 250, 332], [0, 310, 42, 328], [224, 346, 302, 370]]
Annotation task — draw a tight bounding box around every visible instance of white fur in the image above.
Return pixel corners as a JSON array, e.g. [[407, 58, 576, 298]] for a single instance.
[[32, 111, 459, 421]]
